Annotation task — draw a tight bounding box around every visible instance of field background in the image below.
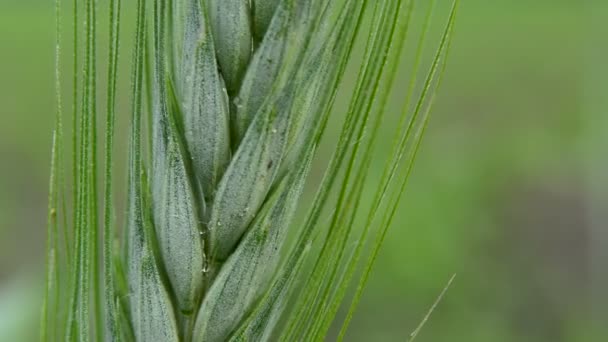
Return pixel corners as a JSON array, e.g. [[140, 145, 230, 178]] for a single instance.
[[1, 0, 607, 341]]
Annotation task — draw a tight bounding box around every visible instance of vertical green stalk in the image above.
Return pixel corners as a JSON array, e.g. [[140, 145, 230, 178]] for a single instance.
[[42, 1, 62, 334], [337, 2, 459, 338], [104, 0, 122, 340], [286, 0, 398, 336], [42, 133, 59, 341], [310, 0, 403, 335], [280, 1, 371, 338], [87, 0, 102, 337], [310, 1, 417, 338], [42, 0, 64, 338], [66, 0, 97, 339], [329, 2, 439, 337], [71, 0, 78, 244]]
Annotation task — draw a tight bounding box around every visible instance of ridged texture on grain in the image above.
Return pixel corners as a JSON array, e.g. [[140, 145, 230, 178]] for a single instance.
[[127, 145, 179, 342], [132, 249, 180, 342], [233, 1, 293, 141], [193, 155, 311, 341], [207, 87, 295, 260], [154, 139, 205, 314], [205, 0, 253, 94], [151, 0, 205, 316], [180, 0, 231, 199], [252, 0, 281, 40]]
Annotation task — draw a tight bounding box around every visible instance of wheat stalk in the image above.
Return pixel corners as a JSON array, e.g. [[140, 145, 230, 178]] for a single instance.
[[42, 0, 459, 341]]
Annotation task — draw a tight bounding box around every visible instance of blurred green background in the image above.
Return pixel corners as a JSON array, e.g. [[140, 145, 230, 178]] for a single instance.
[[1, 0, 607, 341]]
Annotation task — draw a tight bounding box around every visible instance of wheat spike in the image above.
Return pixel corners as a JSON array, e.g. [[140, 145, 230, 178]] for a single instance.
[[125, 0, 327, 340], [43, 0, 458, 340]]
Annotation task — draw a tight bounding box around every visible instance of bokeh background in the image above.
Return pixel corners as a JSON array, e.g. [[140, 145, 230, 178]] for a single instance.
[[1, 0, 607, 341]]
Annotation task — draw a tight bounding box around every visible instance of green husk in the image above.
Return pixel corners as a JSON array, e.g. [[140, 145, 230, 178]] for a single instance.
[[205, 0, 253, 94], [194, 153, 311, 341]]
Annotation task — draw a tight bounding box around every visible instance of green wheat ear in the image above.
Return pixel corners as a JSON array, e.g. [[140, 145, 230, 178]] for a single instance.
[[42, 0, 459, 341]]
